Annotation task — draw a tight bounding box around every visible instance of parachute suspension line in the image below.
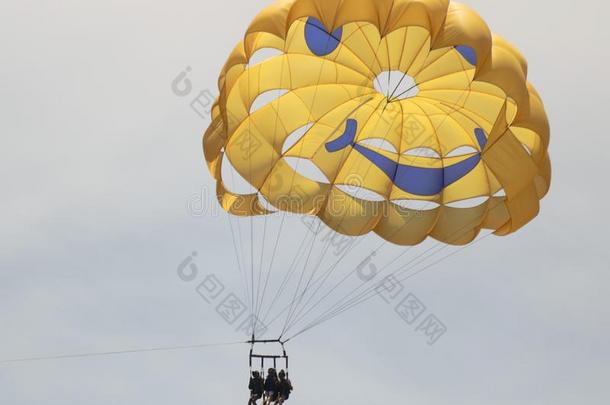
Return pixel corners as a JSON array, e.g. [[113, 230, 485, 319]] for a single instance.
[[278, 97, 387, 336], [201, 1, 551, 344], [284, 89, 478, 335], [386, 31, 429, 102], [226, 145, 252, 316], [285, 215, 430, 336], [287, 101, 434, 332], [282, 212, 424, 336], [280, 219, 324, 338], [252, 46, 293, 337], [287, 199, 503, 341], [247, 64, 257, 337], [253, 216, 268, 337], [259, 225, 317, 329], [294, 236, 457, 337], [257, 23, 352, 338], [253, 210, 286, 329], [297, 241, 453, 336], [278, 26, 399, 334], [276, 23, 356, 337], [282, 98, 401, 335], [289, 232, 494, 342], [281, 240, 359, 334], [1, 341, 247, 365], [256, 15, 444, 338], [227, 215, 252, 313], [281, 120, 388, 334], [260, 95, 380, 333], [255, 23, 363, 330], [294, 109, 470, 328]]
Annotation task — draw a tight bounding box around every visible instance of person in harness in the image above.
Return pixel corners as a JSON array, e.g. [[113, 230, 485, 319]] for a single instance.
[[248, 370, 265, 405], [262, 368, 278, 405], [274, 369, 293, 404]]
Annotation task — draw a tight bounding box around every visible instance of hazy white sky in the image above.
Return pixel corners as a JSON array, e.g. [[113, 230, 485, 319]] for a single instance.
[[1, 1, 609, 404]]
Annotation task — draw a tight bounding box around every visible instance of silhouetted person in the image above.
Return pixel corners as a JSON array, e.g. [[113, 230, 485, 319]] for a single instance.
[[248, 371, 264, 405], [263, 368, 278, 405], [274, 369, 293, 404]]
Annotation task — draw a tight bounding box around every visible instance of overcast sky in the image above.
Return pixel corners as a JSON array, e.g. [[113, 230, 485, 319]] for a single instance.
[[1, 0, 609, 404]]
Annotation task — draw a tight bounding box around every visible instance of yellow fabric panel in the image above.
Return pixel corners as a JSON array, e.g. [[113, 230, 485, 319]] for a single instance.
[[442, 159, 490, 203], [484, 166, 503, 195], [340, 23, 384, 74], [476, 44, 529, 109], [247, 0, 295, 38], [504, 184, 540, 233], [534, 152, 552, 199], [307, 135, 353, 180], [430, 204, 488, 245], [416, 48, 474, 85], [334, 149, 395, 197], [244, 99, 297, 153], [357, 102, 404, 150], [260, 88, 371, 150], [403, 30, 433, 76], [483, 130, 538, 197], [225, 125, 280, 189], [384, 0, 448, 38], [227, 83, 373, 136], [505, 97, 518, 125], [458, 85, 508, 127], [437, 113, 483, 152], [245, 32, 286, 58], [318, 188, 384, 236], [512, 126, 543, 162], [285, 95, 382, 156], [305, 98, 384, 180], [416, 89, 471, 109], [514, 82, 550, 148], [222, 42, 248, 80], [418, 70, 473, 93], [482, 197, 510, 230], [375, 26, 431, 74], [285, 19, 377, 77], [396, 102, 440, 153], [203, 114, 226, 178], [335, 0, 391, 30], [375, 204, 440, 246], [492, 34, 528, 78], [416, 47, 452, 76], [299, 85, 376, 122], [417, 103, 480, 154], [259, 159, 330, 214], [216, 176, 271, 217], [432, 1, 492, 73], [262, 54, 365, 100]]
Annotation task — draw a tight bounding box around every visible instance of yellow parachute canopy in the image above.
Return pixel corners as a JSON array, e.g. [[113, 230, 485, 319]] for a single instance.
[[203, 0, 551, 246]]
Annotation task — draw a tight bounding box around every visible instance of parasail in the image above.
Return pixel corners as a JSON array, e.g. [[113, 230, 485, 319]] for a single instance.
[[202, 0, 551, 351]]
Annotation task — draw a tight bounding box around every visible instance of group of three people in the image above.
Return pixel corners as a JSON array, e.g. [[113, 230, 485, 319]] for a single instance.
[[248, 368, 293, 405]]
